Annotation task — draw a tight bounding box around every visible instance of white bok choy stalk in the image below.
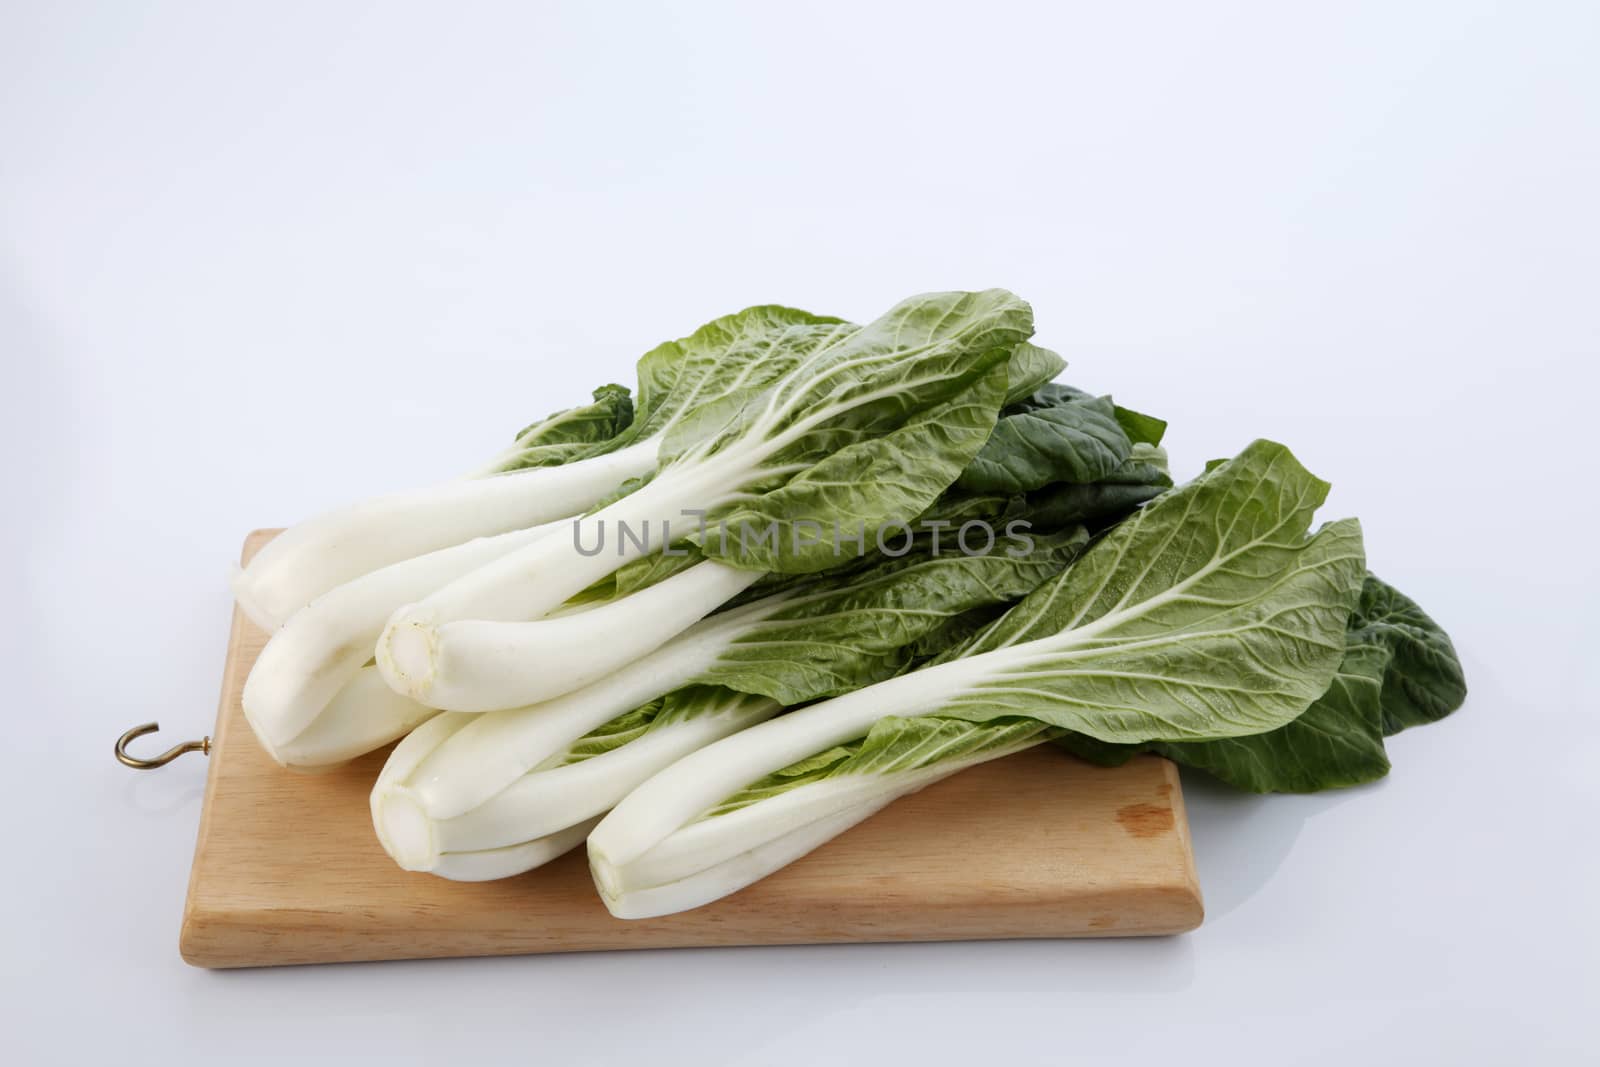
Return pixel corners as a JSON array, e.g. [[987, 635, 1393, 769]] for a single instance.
[[233, 305, 848, 630], [241, 523, 561, 769], [231, 387, 640, 631], [374, 688, 781, 880], [593, 719, 1059, 919], [588, 440, 1369, 918], [378, 560, 764, 713], [377, 337, 1074, 715], [370, 529, 1089, 877], [370, 713, 604, 881], [271, 666, 438, 772], [377, 290, 1038, 708]]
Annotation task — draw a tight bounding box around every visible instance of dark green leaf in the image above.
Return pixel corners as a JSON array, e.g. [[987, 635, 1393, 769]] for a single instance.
[[956, 388, 1132, 493], [1057, 574, 1466, 792]]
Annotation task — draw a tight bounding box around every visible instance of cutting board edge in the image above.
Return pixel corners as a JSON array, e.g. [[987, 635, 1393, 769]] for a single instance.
[[181, 597, 254, 966], [180, 883, 1205, 969]]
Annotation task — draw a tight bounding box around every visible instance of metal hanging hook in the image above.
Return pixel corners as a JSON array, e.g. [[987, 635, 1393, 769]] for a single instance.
[[115, 722, 211, 770]]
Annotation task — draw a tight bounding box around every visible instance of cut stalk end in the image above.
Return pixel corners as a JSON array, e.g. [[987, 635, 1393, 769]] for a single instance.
[[587, 847, 625, 902], [240, 710, 288, 767], [379, 613, 438, 700], [377, 788, 440, 871]]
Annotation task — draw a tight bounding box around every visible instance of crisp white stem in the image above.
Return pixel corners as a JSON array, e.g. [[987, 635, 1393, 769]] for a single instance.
[[269, 667, 438, 771], [590, 733, 1046, 918], [435, 697, 781, 852], [374, 696, 780, 877], [393, 451, 746, 624], [391, 606, 769, 820], [621, 741, 1034, 891], [370, 712, 477, 857], [427, 818, 601, 882], [587, 652, 1002, 868], [593, 798, 895, 919], [232, 440, 658, 629], [374, 710, 475, 792], [376, 561, 760, 711], [608, 775, 912, 890], [242, 524, 558, 749]]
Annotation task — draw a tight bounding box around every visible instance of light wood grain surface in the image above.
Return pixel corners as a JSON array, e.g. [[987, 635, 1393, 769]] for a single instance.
[[180, 530, 1203, 968]]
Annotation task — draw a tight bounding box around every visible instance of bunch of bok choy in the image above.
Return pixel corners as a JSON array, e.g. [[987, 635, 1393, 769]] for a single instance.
[[370, 528, 1089, 879], [585, 440, 1463, 917], [230, 286, 1463, 921], [233, 303, 849, 630], [375, 290, 1039, 709], [244, 291, 1046, 768]]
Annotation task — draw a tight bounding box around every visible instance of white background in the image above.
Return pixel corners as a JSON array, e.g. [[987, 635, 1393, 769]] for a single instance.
[[4, 1, 1597, 1063]]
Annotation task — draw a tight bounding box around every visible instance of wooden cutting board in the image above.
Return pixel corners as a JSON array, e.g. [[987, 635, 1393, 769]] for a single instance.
[[179, 530, 1203, 968]]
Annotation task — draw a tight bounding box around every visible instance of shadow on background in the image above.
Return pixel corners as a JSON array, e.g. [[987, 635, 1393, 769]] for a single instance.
[[1179, 767, 1376, 921]]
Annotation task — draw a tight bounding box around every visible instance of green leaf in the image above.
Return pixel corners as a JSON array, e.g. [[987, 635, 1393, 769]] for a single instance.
[[1021, 482, 1167, 530], [903, 604, 1010, 660], [1056, 639, 1394, 792], [710, 715, 1058, 816], [929, 439, 1367, 743], [689, 290, 1036, 573], [956, 386, 1133, 493], [584, 542, 708, 602], [1019, 442, 1171, 528], [688, 352, 1004, 574], [697, 528, 1090, 704], [635, 305, 852, 445], [1002, 343, 1067, 405], [841, 714, 1059, 776], [555, 696, 665, 765], [504, 306, 854, 476], [1146, 641, 1393, 791], [1056, 574, 1467, 792], [1114, 405, 1167, 447], [560, 524, 1092, 783], [705, 440, 1369, 812], [492, 384, 636, 473], [649, 311, 856, 456], [557, 687, 774, 766], [1353, 575, 1468, 735], [704, 745, 856, 815], [580, 370, 1156, 608]]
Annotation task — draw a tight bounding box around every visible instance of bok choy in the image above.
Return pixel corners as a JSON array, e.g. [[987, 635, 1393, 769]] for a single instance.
[[233, 304, 847, 630], [370, 530, 1088, 877], [369, 337, 1137, 716], [221, 284, 1464, 927], [242, 524, 558, 768], [587, 439, 1369, 917], [231, 386, 643, 631], [376, 290, 1035, 710]]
